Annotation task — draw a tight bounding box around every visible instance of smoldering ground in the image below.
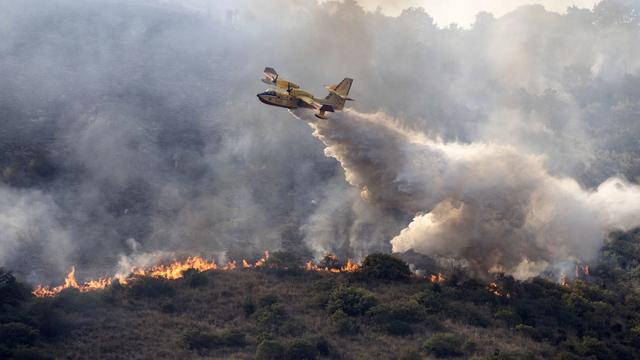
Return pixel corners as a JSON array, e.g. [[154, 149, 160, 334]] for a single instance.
[[1, 0, 640, 282]]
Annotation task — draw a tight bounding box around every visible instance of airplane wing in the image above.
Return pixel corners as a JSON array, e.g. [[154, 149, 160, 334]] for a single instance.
[[297, 95, 316, 107], [262, 67, 300, 90]]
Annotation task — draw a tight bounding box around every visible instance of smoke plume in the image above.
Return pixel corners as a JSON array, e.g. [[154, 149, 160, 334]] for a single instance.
[[298, 108, 640, 278]]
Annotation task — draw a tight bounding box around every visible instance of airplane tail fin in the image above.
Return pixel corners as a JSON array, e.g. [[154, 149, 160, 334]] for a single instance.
[[324, 78, 354, 111]]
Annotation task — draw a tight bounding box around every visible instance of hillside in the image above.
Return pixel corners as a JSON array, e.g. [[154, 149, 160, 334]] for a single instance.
[[2, 229, 640, 360]]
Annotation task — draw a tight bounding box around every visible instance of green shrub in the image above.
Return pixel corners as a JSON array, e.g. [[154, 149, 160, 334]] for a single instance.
[[285, 338, 318, 360], [383, 320, 413, 336], [0, 322, 39, 348], [326, 285, 376, 316], [360, 253, 411, 281], [243, 298, 256, 317], [330, 309, 358, 335], [494, 309, 521, 327], [0, 270, 30, 307], [368, 300, 426, 324], [413, 291, 444, 314], [258, 294, 279, 308], [129, 277, 175, 298], [308, 335, 330, 356], [28, 304, 71, 339], [254, 304, 288, 332], [399, 349, 422, 360], [256, 340, 286, 360], [423, 333, 464, 358], [182, 329, 246, 350]]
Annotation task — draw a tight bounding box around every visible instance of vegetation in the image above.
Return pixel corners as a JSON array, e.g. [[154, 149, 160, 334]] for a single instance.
[[1, 233, 640, 359]]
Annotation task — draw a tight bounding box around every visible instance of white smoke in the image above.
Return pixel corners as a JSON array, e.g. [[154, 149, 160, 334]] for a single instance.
[[296, 109, 640, 278]]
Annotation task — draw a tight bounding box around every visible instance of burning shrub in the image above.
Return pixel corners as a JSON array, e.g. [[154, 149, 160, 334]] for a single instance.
[[330, 309, 358, 335], [422, 333, 466, 358], [360, 253, 411, 281], [326, 285, 376, 316], [0, 322, 39, 348], [129, 277, 175, 298], [182, 329, 246, 350], [256, 340, 286, 360], [318, 254, 342, 271]]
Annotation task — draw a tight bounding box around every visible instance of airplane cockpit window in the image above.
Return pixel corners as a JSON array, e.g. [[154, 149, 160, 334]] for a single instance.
[[264, 89, 276, 95]]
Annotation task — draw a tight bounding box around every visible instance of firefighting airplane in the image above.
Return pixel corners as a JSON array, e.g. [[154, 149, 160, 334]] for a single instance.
[[257, 67, 354, 119]]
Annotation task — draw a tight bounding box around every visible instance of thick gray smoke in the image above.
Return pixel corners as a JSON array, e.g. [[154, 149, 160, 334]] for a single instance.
[[1, 0, 639, 282], [298, 109, 640, 278]]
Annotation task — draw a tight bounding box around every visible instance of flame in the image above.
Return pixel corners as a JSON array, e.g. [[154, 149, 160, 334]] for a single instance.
[[304, 257, 361, 273], [429, 273, 444, 283], [560, 273, 568, 287], [32, 266, 111, 298], [487, 282, 511, 298], [583, 265, 590, 277]]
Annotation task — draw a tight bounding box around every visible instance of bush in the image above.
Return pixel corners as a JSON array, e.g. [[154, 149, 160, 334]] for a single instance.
[[0, 270, 30, 307], [423, 333, 464, 358], [182, 329, 246, 350], [285, 338, 318, 360], [256, 340, 286, 360], [368, 300, 426, 324], [413, 291, 444, 314], [0, 322, 39, 348], [243, 298, 256, 317], [182, 269, 208, 288], [494, 309, 521, 327], [360, 253, 411, 281], [28, 303, 71, 339], [257, 294, 279, 308], [129, 277, 175, 298], [263, 251, 304, 272], [330, 310, 358, 335], [326, 285, 376, 316], [254, 304, 287, 332], [383, 320, 413, 336]]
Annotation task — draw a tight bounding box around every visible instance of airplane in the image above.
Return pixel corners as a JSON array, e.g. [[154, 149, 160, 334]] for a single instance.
[[257, 67, 354, 119]]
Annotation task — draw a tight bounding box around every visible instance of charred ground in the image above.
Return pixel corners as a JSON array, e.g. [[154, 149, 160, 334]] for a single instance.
[[2, 229, 640, 360]]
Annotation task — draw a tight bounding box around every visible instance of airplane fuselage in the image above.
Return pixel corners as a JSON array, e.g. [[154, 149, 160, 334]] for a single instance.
[[256, 90, 319, 110]]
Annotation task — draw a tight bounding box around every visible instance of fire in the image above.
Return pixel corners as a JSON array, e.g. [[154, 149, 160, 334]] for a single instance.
[[430, 273, 444, 283], [560, 273, 568, 287], [32, 266, 111, 298], [33, 252, 272, 298], [487, 282, 511, 298], [304, 257, 362, 273]]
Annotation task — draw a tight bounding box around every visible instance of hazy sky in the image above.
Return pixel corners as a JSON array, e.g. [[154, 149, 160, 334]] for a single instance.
[[321, 0, 601, 26]]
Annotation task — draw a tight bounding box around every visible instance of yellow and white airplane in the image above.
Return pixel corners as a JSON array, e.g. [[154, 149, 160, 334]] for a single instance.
[[257, 67, 354, 119]]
